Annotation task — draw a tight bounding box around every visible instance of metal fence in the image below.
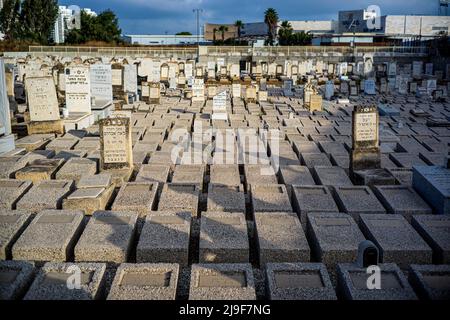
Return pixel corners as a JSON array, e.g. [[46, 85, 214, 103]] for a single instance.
[[28, 45, 429, 57], [28, 46, 197, 56]]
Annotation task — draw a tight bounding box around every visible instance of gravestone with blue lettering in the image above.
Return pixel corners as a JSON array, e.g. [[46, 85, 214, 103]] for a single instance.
[[364, 79, 376, 95]]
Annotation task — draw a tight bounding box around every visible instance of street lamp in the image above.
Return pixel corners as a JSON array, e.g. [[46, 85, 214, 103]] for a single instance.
[[193, 8, 203, 62]]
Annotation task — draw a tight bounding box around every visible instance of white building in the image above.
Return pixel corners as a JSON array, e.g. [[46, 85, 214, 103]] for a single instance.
[[52, 5, 97, 44], [122, 34, 209, 46]]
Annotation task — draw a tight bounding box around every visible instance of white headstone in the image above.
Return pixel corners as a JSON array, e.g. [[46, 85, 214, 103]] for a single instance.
[[90, 64, 113, 103], [26, 76, 60, 121], [325, 81, 334, 100], [185, 63, 193, 78], [65, 66, 92, 114], [413, 61, 423, 79], [192, 79, 205, 102], [124, 64, 138, 94], [398, 77, 408, 94], [232, 83, 241, 98], [427, 79, 437, 96], [230, 64, 240, 78]]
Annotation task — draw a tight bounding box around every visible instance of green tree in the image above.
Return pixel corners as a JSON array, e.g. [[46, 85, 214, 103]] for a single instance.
[[264, 8, 279, 46], [291, 31, 313, 45], [218, 25, 228, 42], [66, 10, 122, 44], [234, 20, 243, 39], [20, 0, 58, 43], [176, 31, 192, 36], [213, 28, 217, 43], [0, 0, 21, 41], [278, 20, 293, 45]]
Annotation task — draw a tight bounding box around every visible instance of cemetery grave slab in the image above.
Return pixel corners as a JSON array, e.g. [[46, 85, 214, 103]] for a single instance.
[[74, 211, 138, 263], [24, 262, 106, 300], [107, 263, 179, 300], [199, 212, 249, 263], [265, 262, 337, 300], [12, 209, 84, 262], [189, 263, 256, 300], [307, 212, 365, 269], [0, 179, 32, 209], [0, 260, 35, 300], [137, 211, 191, 265], [255, 212, 310, 266], [359, 214, 432, 268], [408, 264, 450, 300], [16, 180, 74, 212], [337, 263, 417, 300]]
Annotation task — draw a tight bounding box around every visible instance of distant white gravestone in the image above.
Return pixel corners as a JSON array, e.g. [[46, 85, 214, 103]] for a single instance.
[[65, 66, 91, 114], [90, 64, 113, 103]]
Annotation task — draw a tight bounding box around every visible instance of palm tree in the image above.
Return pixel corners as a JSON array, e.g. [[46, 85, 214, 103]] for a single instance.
[[234, 20, 243, 39], [278, 20, 293, 45], [218, 25, 228, 42], [264, 8, 279, 46], [213, 28, 217, 43]]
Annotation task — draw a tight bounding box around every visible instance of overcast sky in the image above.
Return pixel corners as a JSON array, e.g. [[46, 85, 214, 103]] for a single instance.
[[59, 0, 439, 35]]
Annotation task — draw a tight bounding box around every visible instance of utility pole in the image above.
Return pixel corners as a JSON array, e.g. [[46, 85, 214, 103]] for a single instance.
[[193, 8, 203, 62]]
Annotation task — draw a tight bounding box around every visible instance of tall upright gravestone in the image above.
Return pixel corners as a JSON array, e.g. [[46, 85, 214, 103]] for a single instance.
[[350, 105, 380, 172], [350, 105, 395, 185], [25, 76, 64, 134], [99, 117, 133, 171], [0, 58, 15, 154]]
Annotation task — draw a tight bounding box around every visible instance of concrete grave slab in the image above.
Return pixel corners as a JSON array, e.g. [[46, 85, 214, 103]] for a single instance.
[[0, 210, 33, 260], [372, 185, 432, 221], [359, 214, 432, 268], [107, 263, 179, 300], [0, 260, 35, 300], [172, 165, 205, 191], [12, 209, 84, 262], [408, 264, 450, 300], [199, 212, 249, 263], [55, 158, 97, 185], [250, 184, 292, 213], [135, 164, 170, 184], [411, 215, 450, 264], [189, 263, 256, 300], [158, 183, 200, 217], [24, 262, 106, 300], [255, 212, 310, 266], [337, 263, 417, 300], [332, 186, 386, 222], [15, 159, 64, 183], [112, 182, 158, 217], [74, 211, 138, 263], [313, 166, 353, 187], [265, 262, 337, 300], [63, 185, 115, 215], [244, 165, 278, 188], [307, 212, 365, 269], [16, 180, 74, 212], [292, 186, 339, 227], [210, 164, 241, 186], [0, 179, 32, 209], [137, 211, 191, 265], [412, 166, 450, 215], [207, 184, 246, 212]]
